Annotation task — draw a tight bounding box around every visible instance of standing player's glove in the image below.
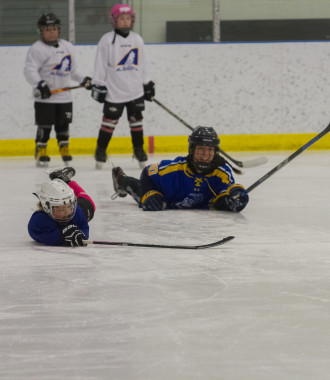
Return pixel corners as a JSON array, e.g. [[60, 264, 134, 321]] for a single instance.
[[141, 190, 167, 211], [91, 84, 107, 103], [80, 76, 92, 90], [61, 224, 87, 247], [212, 185, 249, 212], [143, 81, 155, 101], [35, 80, 51, 99]]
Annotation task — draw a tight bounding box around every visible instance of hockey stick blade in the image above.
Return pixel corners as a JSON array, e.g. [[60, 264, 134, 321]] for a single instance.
[[241, 156, 268, 168], [83, 236, 234, 249], [219, 148, 267, 168]]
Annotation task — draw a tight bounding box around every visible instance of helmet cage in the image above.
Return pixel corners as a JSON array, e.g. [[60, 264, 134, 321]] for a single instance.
[[188, 126, 221, 173], [38, 179, 77, 223], [110, 4, 135, 30]]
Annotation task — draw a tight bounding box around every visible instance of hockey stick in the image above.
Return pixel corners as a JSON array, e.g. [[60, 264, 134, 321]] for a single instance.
[[246, 122, 330, 193], [217, 149, 267, 168], [51, 85, 84, 94], [83, 235, 234, 249], [153, 98, 194, 131], [34, 85, 84, 98], [152, 98, 267, 168]]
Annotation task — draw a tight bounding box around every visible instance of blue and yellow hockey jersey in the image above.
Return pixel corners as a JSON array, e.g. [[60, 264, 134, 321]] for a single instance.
[[140, 156, 235, 209]]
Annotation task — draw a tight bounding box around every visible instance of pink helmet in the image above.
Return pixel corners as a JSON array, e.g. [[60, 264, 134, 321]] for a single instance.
[[110, 4, 135, 29]]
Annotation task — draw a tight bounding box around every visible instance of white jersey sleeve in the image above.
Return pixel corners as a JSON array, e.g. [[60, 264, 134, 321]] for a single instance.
[[92, 31, 151, 103], [24, 39, 84, 104]]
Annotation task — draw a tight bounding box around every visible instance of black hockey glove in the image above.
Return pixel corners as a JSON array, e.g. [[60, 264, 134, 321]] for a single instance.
[[225, 186, 249, 212], [80, 76, 92, 90], [35, 80, 51, 99], [143, 81, 155, 101], [141, 190, 167, 211], [212, 185, 249, 212], [61, 224, 87, 247], [91, 84, 107, 103]]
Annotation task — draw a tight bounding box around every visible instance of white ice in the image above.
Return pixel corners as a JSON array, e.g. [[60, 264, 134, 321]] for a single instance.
[[1, 151, 330, 380]]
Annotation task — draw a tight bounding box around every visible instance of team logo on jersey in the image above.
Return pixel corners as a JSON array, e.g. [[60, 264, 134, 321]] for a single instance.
[[116, 48, 139, 72], [176, 193, 204, 208], [194, 177, 203, 187], [51, 55, 72, 77]]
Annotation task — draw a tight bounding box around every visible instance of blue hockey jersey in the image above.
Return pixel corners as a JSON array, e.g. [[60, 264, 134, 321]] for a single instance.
[[28, 205, 89, 246], [141, 156, 235, 209]]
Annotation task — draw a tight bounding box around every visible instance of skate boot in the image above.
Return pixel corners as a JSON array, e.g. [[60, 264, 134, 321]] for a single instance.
[[133, 146, 148, 169], [94, 146, 107, 169], [49, 167, 76, 183], [59, 141, 72, 166], [35, 142, 50, 168], [111, 167, 128, 200]]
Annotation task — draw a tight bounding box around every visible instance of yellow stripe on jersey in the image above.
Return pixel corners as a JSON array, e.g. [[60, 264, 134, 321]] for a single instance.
[[203, 169, 231, 196], [210, 184, 246, 210], [205, 168, 231, 185], [155, 160, 232, 186], [141, 190, 163, 204], [157, 161, 192, 177]]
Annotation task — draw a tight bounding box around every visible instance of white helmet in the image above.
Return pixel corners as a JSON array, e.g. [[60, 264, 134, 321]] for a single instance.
[[38, 179, 77, 222]]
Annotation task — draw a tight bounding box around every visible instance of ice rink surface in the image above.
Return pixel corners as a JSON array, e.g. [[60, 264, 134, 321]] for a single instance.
[[1, 151, 330, 380]]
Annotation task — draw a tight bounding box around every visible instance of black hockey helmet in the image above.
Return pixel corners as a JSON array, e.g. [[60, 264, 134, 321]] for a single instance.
[[37, 13, 61, 46], [188, 126, 220, 153], [187, 126, 222, 173], [37, 13, 61, 31]]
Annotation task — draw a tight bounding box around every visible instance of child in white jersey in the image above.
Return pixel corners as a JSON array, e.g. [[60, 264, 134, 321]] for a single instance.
[[24, 13, 92, 167], [91, 4, 155, 169]]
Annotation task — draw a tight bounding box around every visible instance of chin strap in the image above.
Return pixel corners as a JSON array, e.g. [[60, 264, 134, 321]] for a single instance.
[[42, 39, 59, 47], [113, 28, 130, 43]]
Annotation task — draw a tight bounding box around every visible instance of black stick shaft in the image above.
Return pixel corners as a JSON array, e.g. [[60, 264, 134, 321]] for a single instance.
[[218, 148, 243, 167], [84, 236, 234, 249], [153, 98, 194, 131], [246, 123, 330, 193]]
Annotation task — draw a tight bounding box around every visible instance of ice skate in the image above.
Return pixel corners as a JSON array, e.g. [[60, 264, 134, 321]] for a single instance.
[[35, 143, 50, 168], [111, 167, 128, 199], [133, 147, 148, 169], [94, 146, 107, 169], [49, 166, 76, 183], [59, 141, 72, 166]]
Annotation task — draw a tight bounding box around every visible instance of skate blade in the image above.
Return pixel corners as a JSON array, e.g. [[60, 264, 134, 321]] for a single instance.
[[111, 192, 118, 200], [36, 160, 49, 168], [95, 161, 104, 170], [111, 191, 128, 200], [138, 161, 147, 169]]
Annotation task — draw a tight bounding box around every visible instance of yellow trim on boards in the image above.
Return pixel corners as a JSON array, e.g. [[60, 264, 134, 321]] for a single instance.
[[1, 133, 330, 157]]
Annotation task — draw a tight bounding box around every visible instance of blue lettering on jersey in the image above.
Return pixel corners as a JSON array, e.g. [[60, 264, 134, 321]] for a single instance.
[[51, 55, 72, 77], [116, 48, 139, 72]]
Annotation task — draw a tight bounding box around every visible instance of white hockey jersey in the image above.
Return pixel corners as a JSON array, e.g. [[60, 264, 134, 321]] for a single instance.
[[92, 31, 151, 103], [24, 39, 84, 103]]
